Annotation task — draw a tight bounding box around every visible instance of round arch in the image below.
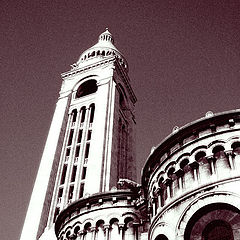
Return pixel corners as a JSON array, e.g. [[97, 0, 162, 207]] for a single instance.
[[76, 80, 98, 98], [176, 192, 240, 239], [184, 203, 240, 240]]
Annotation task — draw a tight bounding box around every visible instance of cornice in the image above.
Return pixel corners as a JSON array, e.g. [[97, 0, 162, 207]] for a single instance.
[[61, 57, 116, 79]]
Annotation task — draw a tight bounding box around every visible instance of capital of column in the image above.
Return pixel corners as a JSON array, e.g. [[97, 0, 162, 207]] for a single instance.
[[119, 224, 125, 229], [190, 161, 199, 169], [103, 224, 110, 231], [90, 227, 97, 232]]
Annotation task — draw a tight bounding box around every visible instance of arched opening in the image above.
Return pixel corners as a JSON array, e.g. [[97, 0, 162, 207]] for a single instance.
[[80, 107, 86, 123], [96, 220, 105, 240], [180, 158, 189, 170], [110, 218, 120, 240], [195, 151, 206, 161], [212, 145, 225, 159], [74, 226, 80, 235], [184, 203, 240, 240], [72, 109, 77, 123], [232, 141, 240, 155], [84, 222, 92, 240], [155, 234, 169, 240], [202, 220, 233, 240], [124, 217, 135, 240], [76, 80, 98, 98]]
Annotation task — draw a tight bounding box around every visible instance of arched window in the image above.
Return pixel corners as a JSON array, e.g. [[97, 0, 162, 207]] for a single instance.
[[180, 158, 189, 171], [203, 220, 233, 240], [195, 151, 206, 162], [96, 220, 105, 240], [110, 218, 120, 240], [76, 80, 98, 98], [213, 145, 225, 159], [80, 107, 86, 124], [232, 142, 240, 155], [89, 104, 95, 123], [74, 226, 80, 235], [72, 109, 77, 122], [84, 222, 92, 240], [155, 234, 169, 240], [124, 217, 135, 240]]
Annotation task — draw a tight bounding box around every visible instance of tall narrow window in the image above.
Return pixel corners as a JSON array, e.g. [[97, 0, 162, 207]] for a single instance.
[[68, 129, 74, 146], [79, 183, 84, 198], [85, 143, 90, 158], [71, 166, 77, 182], [58, 188, 63, 198], [75, 146, 80, 157], [80, 107, 86, 123], [60, 165, 67, 184], [68, 186, 74, 201], [87, 130, 92, 141], [72, 109, 77, 122], [89, 104, 95, 123], [57, 188, 63, 204], [66, 148, 70, 156], [77, 130, 83, 143], [81, 167, 87, 180]]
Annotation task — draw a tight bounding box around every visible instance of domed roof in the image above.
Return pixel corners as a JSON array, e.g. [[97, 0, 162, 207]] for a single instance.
[[76, 28, 128, 71]]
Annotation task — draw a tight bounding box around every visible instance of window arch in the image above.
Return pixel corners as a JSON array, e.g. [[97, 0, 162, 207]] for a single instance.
[[76, 80, 98, 98], [212, 145, 225, 159], [155, 234, 169, 240], [195, 151, 206, 162], [202, 220, 233, 240]]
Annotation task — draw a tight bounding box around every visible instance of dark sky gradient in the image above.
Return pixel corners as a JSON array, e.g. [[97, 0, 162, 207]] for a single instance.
[[1, 0, 240, 239]]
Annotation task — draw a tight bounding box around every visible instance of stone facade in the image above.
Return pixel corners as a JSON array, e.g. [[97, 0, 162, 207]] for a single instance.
[[20, 30, 240, 240]]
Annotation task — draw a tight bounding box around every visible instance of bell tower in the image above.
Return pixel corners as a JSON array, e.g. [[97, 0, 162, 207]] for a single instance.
[[20, 29, 137, 240]]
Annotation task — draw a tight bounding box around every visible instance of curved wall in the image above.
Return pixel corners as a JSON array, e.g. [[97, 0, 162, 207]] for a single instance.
[[55, 190, 143, 240], [142, 110, 240, 240]]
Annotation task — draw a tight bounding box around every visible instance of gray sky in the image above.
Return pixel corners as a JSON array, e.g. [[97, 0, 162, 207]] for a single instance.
[[1, 0, 240, 239]]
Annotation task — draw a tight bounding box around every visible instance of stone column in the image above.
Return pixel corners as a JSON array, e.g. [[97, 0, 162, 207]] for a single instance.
[[208, 157, 216, 175], [226, 150, 234, 169], [119, 224, 125, 240], [104, 225, 110, 240], [165, 179, 172, 199], [132, 223, 139, 240], [91, 227, 97, 240]]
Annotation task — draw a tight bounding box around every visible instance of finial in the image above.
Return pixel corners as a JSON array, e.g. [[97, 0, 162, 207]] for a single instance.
[[205, 111, 214, 117]]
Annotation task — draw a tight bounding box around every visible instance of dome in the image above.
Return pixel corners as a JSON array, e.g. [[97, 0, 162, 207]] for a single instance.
[[76, 28, 128, 71]]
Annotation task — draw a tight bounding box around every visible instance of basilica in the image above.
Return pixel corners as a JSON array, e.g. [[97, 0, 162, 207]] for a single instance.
[[20, 29, 240, 240]]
